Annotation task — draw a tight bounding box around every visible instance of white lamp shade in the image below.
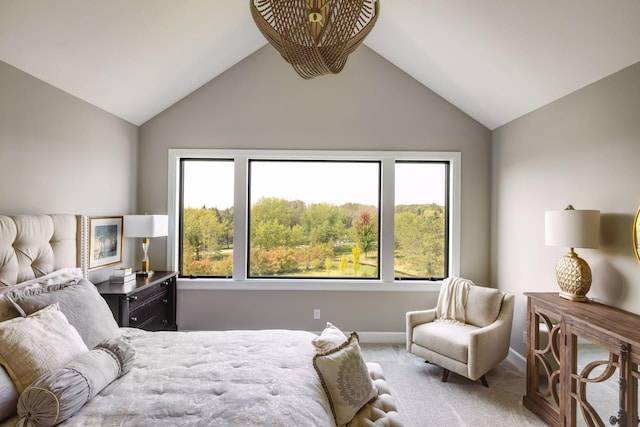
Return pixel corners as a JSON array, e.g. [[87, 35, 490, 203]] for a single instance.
[[124, 215, 168, 238], [545, 209, 600, 249]]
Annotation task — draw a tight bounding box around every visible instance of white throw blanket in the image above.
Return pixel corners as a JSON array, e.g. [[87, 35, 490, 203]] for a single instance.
[[435, 277, 474, 324]]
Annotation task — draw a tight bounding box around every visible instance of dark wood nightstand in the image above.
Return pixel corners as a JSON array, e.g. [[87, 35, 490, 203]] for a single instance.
[[95, 271, 178, 331]]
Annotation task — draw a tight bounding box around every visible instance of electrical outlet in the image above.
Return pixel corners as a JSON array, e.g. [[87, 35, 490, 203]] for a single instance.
[[314, 309, 321, 320], [522, 330, 527, 344]]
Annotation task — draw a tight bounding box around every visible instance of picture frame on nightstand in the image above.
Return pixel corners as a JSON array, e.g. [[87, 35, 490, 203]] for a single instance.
[[88, 216, 123, 270]]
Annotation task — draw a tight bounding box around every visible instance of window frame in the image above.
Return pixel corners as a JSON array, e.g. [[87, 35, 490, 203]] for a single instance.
[[168, 149, 461, 292]]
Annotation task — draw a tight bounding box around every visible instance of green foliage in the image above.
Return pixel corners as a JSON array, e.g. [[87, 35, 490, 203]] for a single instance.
[[394, 204, 445, 277], [182, 197, 445, 279], [183, 207, 228, 261], [251, 197, 305, 229], [301, 203, 347, 245]]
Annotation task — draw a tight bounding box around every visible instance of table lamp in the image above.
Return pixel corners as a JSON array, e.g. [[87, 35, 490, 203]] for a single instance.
[[123, 214, 168, 277], [545, 205, 600, 302]]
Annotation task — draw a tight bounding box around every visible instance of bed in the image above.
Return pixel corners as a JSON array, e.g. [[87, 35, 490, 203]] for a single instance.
[[0, 214, 401, 426]]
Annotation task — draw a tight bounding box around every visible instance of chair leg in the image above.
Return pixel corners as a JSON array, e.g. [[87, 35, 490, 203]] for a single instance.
[[480, 375, 489, 388], [442, 369, 449, 383]]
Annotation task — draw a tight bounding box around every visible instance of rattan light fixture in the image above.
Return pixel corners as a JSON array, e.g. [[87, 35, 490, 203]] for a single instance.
[[250, 0, 380, 79]]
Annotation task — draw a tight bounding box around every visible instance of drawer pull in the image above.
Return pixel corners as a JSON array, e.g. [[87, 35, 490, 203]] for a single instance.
[[161, 319, 168, 325], [127, 295, 138, 302], [161, 281, 169, 287], [162, 299, 168, 304], [130, 316, 138, 323]]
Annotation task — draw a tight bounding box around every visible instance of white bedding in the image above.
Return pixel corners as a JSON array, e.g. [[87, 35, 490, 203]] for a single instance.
[[3, 328, 335, 426]]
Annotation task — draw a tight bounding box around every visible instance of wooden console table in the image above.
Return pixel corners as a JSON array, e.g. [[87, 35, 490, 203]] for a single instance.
[[523, 292, 640, 426]]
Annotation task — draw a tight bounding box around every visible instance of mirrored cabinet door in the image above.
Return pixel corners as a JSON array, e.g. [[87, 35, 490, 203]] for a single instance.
[[533, 311, 561, 411], [565, 324, 623, 426]]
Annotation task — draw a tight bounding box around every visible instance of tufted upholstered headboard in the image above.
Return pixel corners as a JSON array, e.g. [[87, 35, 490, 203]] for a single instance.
[[0, 214, 86, 287]]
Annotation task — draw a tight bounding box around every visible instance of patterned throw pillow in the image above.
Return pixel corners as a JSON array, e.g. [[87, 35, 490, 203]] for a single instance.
[[313, 332, 378, 426]]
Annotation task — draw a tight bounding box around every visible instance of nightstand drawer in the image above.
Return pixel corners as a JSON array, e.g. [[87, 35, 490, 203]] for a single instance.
[[129, 291, 172, 329], [127, 281, 170, 311]]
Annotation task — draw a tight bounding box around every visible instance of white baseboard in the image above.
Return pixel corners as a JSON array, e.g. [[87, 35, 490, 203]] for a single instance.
[[507, 347, 526, 373], [357, 332, 406, 344]]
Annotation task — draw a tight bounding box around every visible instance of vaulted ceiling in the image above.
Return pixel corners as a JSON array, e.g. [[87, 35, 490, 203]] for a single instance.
[[1, 1, 638, 129]]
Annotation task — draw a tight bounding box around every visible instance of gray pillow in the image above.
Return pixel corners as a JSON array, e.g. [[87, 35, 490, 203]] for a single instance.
[[7, 279, 121, 349], [16, 338, 135, 426]]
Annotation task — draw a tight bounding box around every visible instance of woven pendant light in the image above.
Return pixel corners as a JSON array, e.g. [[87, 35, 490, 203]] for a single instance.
[[250, 0, 380, 79]]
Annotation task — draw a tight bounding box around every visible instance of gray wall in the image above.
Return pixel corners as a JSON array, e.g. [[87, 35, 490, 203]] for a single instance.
[[492, 62, 640, 357], [139, 46, 492, 333], [0, 60, 139, 283]]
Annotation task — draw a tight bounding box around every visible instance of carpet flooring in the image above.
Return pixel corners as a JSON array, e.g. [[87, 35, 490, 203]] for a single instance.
[[359, 344, 547, 427]]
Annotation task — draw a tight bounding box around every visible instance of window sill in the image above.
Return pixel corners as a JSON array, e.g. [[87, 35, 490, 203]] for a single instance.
[[177, 278, 443, 292]]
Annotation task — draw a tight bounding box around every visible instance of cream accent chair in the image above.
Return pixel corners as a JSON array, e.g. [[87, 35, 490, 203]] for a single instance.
[[406, 284, 514, 387]]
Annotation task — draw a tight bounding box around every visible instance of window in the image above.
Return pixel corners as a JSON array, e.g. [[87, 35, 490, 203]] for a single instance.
[[248, 160, 380, 279], [180, 159, 234, 277], [394, 162, 448, 279], [169, 150, 460, 289]]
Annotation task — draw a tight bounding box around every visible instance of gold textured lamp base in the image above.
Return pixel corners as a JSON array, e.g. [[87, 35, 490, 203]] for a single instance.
[[555, 250, 592, 302]]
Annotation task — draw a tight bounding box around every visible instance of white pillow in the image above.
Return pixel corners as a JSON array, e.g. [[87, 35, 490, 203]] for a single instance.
[[0, 303, 88, 392], [13, 268, 83, 289], [312, 322, 348, 354], [313, 332, 377, 426], [0, 283, 43, 322], [0, 269, 81, 322]]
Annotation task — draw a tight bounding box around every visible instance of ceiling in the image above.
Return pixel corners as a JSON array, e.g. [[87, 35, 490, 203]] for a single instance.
[[1, 1, 639, 129]]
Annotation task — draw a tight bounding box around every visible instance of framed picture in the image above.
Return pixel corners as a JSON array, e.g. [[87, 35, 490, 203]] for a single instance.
[[88, 216, 123, 270]]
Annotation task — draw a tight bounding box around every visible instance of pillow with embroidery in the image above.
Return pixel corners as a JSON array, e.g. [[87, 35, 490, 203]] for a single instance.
[[313, 332, 377, 426]]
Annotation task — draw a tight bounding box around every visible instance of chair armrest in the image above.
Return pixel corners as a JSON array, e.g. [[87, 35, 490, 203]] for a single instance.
[[406, 309, 436, 351], [467, 293, 515, 380]]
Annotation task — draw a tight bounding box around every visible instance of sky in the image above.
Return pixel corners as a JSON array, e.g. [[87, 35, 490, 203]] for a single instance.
[[183, 160, 446, 209]]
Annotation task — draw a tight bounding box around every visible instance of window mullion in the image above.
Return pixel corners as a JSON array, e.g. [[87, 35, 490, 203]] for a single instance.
[[233, 156, 248, 281], [380, 158, 395, 283]]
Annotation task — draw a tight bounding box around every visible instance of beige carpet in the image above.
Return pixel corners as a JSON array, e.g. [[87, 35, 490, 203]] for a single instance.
[[359, 344, 547, 427]]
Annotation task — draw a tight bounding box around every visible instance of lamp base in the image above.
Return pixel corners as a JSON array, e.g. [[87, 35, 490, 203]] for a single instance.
[[555, 250, 592, 303]]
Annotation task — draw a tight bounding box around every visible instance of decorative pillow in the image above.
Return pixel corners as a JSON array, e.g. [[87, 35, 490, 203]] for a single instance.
[[0, 292, 30, 324], [16, 338, 136, 427], [12, 268, 83, 289], [465, 286, 505, 328], [312, 322, 349, 354], [0, 303, 89, 392], [0, 268, 83, 322], [313, 332, 378, 426], [0, 366, 18, 421], [7, 278, 121, 349]]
